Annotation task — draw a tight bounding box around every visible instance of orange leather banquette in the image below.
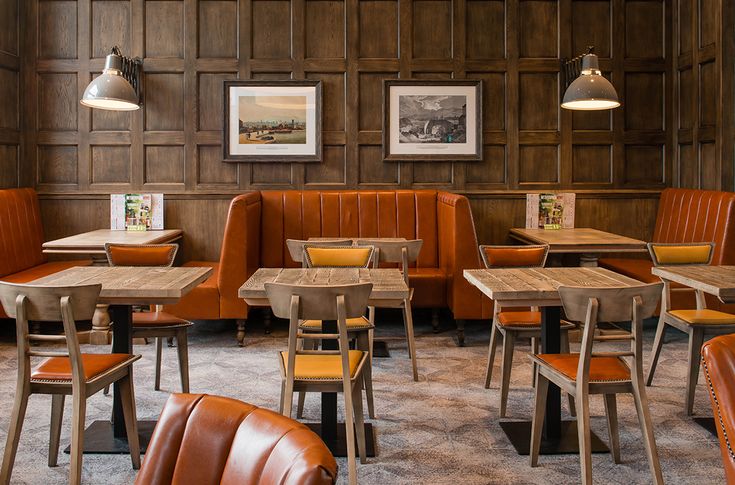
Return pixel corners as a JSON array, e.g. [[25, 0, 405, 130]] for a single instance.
[[164, 190, 490, 343], [0, 188, 91, 318], [135, 393, 337, 485], [701, 334, 735, 484], [599, 188, 735, 311]]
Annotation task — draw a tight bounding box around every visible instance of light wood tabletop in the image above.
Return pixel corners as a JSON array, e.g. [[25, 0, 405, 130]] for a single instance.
[[42, 229, 183, 255], [509, 228, 647, 253], [652, 265, 735, 303], [30, 265, 211, 305]]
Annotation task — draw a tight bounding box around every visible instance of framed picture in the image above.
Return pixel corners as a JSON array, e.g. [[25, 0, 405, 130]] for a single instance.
[[382, 80, 482, 162], [223, 80, 322, 162]]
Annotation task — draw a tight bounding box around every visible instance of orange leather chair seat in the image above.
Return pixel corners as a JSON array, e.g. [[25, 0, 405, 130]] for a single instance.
[[133, 311, 190, 327], [31, 353, 135, 381], [300, 316, 373, 330], [536, 354, 631, 382], [497, 310, 541, 327], [280, 350, 364, 380], [669, 309, 735, 325], [164, 261, 220, 320]]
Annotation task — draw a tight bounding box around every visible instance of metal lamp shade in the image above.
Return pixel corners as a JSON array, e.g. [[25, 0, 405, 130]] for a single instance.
[[80, 72, 140, 111], [561, 73, 620, 110]]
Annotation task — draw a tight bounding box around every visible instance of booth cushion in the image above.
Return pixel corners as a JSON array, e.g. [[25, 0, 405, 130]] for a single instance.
[[164, 261, 221, 320], [0, 260, 92, 284]]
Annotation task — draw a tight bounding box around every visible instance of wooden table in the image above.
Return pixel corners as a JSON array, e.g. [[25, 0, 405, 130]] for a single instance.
[[509, 228, 647, 266], [32, 265, 212, 455], [240, 267, 409, 457], [43, 229, 183, 260], [464, 267, 643, 455]]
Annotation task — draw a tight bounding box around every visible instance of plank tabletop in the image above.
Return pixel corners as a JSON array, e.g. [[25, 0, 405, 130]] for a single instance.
[[652, 265, 735, 303], [30, 266, 212, 305], [42, 229, 183, 255], [464, 267, 644, 304], [509, 227, 647, 253], [239, 267, 409, 302]]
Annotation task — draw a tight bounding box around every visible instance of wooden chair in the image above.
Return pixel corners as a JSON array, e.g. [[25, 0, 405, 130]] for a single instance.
[[105, 243, 193, 393], [286, 238, 353, 266], [266, 282, 371, 485], [529, 283, 664, 485], [357, 238, 422, 381], [479, 244, 575, 417], [0, 282, 141, 485], [645, 241, 735, 414]]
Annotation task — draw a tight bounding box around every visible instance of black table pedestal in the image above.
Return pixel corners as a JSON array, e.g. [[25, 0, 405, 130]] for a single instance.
[[693, 416, 718, 437], [64, 420, 156, 454]]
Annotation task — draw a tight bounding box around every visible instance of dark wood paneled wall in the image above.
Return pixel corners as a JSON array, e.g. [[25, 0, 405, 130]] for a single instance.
[[20, 1, 675, 259], [0, 0, 19, 188], [673, 0, 735, 191]]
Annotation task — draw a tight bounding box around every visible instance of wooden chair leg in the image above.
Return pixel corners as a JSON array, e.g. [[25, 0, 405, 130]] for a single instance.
[[1, 381, 30, 484], [603, 394, 620, 464], [576, 387, 593, 485], [529, 372, 549, 467], [278, 380, 285, 415], [645, 315, 668, 386], [499, 330, 515, 418], [632, 378, 664, 485], [685, 327, 705, 416], [560, 332, 576, 417], [403, 300, 418, 381], [342, 375, 358, 485], [356, 331, 375, 419], [154, 336, 163, 391], [296, 392, 307, 419], [48, 394, 65, 467], [118, 372, 141, 470], [484, 323, 499, 389], [531, 336, 538, 388], [352, 378, 367, 464], [69, 391, 87, 485], [283, 378, 295, 418], [176, 330, 190, 393]]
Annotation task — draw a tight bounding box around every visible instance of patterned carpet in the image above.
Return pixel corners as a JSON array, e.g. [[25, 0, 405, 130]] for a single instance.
[[0, 310, 725, 484]]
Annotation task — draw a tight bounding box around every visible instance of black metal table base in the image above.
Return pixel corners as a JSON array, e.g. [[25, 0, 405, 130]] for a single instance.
[[499, 421, 609, 455], [63, 420, 157, 455], [306, 423, 376, 457], [693, 416, 718, 437], [372, 340, 390, 358]]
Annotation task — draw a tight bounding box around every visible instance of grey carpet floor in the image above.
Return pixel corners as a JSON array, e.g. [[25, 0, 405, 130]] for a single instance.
[[0, 312, 725, 484]]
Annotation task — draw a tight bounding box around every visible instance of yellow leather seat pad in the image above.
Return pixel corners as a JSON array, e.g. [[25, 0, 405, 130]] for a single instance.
[[306, 247, 371, 267], [497, 311, 541, 327], [670, 309, 735, 325], [300, 316, 373, 330], [280, 350, 364, 380], [651, 244, 711, 264]]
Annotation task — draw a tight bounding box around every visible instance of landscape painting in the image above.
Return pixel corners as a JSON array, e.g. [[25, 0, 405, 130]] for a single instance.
[[383, 80, 482, 161], [224, 80, 322, 162]]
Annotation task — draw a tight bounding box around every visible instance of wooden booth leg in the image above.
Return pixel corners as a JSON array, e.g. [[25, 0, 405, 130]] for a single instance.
[[431, 308, 440, 333], [236, 319, 246, 347], [455, 319, 466, 347]]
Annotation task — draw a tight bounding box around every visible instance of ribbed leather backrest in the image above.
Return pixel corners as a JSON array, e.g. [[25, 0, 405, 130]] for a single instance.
[[135, 393, 337, 485], [0, 188, 46, 277], [260, 190, 439, 268], [653, 188, 735, 265]]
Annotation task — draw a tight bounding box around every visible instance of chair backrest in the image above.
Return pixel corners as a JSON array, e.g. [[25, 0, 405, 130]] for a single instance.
[[357, 239, 423, 284], [105, 243, 178, 267], [647, 241, 714, 266], [286, 238, 353, 266], [0, 281, 102, 388], [558, 283, 663, 387], [303, 245, 374, 269], [701, 334, 735, 484], [479, 244, 549, 269], [265, 282, 372, 321], [134, 393, 338, 485]]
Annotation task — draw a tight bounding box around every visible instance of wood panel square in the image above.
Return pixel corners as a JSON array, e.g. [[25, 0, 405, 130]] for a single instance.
[[699, 142, 716, 189], [0, 145, 17, 188], [519, 0, 558, 58], [519, 73, 558, 130], [306, 72, 344, 131], [624, 145, 664, 184], [198, 145, 238, 185], [0, 68, 18, 130], [572, 107, 611, 131], [412, 0, 452, 59], [37, 145, 78, 185], [251, 163, 293, 185], [467, 72, 505, 130], [145, 1, 184, 58], [625, 73, 663, 130], [198, 72, 236, 131], [358, 145, 399, 185], [413, 162, 452, 184], [199, 1, 238, 58], [306, 0, 345, 58], [39, 1, 77, 59], [678, 144, 697, 188], [678, 68, 693, 129], [625, 1, 663, 59], [145, 146, 184, 184], [699, 0, 716, 47], [252, 1, 292, 59], [572, 0, 610, 58], [358, 1, 398, 58], [38, 73, 77, 131], [0, 0, 18, 55], [411, 72, 453, 80], [92, 1, 130, 58], [679, 0, 692, 55], [466, 0, 504, 59], [572, 145, 612, 184], [359, 72, 397, 131], [519, 145, 558, 183], [145, 73, 184, 131], [91, 145, 130, 184], [699, 61, 716, 127], [305, 146, 345, 184], [466, 145, 506, 184]]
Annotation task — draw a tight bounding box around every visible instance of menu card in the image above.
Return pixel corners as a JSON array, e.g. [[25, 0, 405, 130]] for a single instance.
[[525, 193, 575, 229], [110, 193, 164, 230]]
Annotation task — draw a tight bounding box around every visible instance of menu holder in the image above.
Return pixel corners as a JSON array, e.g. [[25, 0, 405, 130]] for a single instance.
[[525, 193, 575, 229]]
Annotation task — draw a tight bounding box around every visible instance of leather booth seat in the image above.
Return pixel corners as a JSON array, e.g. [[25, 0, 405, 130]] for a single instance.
[[135, 393, 337, 485], [0, 188, 91, 318], [599, 188, 735, 311], [164, 190, 491, 339]]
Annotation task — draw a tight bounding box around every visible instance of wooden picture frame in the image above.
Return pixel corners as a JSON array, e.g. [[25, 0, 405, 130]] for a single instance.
[[223, 80, 322, 162], [382, 80, 482, 162]]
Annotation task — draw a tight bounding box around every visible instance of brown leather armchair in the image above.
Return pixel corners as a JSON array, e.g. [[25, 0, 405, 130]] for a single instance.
[[135, 393, 337, 485], [701, 334, 735, 484]]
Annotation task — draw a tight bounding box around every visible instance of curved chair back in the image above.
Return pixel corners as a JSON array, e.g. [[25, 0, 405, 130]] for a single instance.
[[286, 239, 353, 266], [479, 244, 549, 269], [702, 334, 735, 484], [105, 243, 178, 267], [135, 393, 338, 485], [303, 245, 374, 269], [357, 239, 422, 284], [265, 282, 372, 321], [647, 242, 715, 266]]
